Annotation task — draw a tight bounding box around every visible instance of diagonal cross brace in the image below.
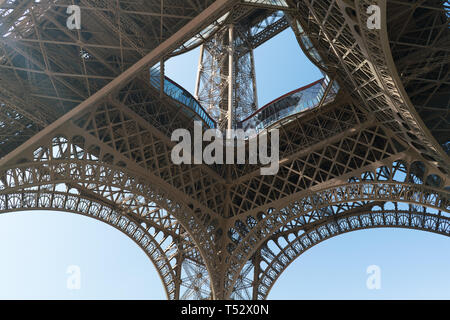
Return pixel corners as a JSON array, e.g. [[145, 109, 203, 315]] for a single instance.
[[0, 0, 239, 167]]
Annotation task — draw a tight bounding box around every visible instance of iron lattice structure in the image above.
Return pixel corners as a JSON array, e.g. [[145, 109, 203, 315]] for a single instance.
[[194, 9, 287, 129], [0, 0, 449, 300]]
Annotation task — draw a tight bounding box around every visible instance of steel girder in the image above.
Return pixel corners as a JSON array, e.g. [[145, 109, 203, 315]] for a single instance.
[[289, 0, 449, 173], [229, 157, 450, 299], [0, 0, 236, 159], [195, 23, 259, 128]]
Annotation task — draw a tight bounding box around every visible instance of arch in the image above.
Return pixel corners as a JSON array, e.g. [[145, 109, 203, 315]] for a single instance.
[[0, 159, 216, 299], [225, 159, 449, 298], [225, 179, 449, 297], [0, 126, 220, 298], [0, 188, 178, 299], [255, 206, 450, 299], [0, 157, 217, 288]]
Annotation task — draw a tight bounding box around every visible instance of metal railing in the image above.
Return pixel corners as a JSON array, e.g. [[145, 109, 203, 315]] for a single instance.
[[239, 75, 339, 132], [150, 65, 216, 128], [150, 65, 338, 132]]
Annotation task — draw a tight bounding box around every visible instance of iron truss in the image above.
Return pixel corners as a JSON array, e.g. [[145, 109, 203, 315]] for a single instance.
[[0, 0, 448, 300]]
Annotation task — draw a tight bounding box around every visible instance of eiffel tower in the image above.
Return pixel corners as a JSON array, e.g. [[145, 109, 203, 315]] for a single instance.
[[0, 0, 448, 300]]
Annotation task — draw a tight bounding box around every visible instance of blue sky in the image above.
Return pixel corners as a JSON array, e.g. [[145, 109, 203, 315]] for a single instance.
[[1, 28, 449, 300]]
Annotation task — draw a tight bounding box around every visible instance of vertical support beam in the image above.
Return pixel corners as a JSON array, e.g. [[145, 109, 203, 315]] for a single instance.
[[160, 0, 164, 41], [209, 46, 216, 117], [250, 49, 258, 110], [195, 21, 258, 130], [160, 58, 165, 98], [194, 45, 205, 99], [173, 253, 183, 300], [316, 77, 335, 109], [252, 251, 261, 300], [227, 24, 235, 132]]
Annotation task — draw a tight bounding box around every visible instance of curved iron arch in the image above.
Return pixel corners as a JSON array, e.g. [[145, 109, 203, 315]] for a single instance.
[[224, 180, 449, 297], [226, 157, 449, 298], [256, 207, 450, 300], [0, 129, 218, 299], [0, 159, 217, 266], [0, 189, 179, 299]]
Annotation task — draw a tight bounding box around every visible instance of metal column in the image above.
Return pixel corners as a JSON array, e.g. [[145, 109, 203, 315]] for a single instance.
[[227, 24, 234, 132]]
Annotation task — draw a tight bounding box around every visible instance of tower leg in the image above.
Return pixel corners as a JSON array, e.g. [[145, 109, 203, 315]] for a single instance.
[[195, 23, 258, 130], [228, 24, 235, 132]]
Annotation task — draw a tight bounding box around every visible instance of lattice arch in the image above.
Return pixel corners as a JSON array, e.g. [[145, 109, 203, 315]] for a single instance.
[[254, 205, 450, 300], [0, 187, 180, 299], [0, 133, 216, 300], [224, 159, 450, 298], [229, 200, 450, 300]]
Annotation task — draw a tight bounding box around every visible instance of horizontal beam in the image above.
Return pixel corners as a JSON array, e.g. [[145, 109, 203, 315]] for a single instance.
[[0, 0, 238, 167]]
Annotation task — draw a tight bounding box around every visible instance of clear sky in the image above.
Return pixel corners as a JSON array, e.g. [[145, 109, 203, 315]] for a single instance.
[[1, 28, 449, 300]]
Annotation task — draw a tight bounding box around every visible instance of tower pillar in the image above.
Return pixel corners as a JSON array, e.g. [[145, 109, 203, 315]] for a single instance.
[[195, 23, 258, 130]]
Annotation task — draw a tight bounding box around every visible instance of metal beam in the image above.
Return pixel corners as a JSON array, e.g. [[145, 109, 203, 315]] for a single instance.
[[0, 0, 238, 167]]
